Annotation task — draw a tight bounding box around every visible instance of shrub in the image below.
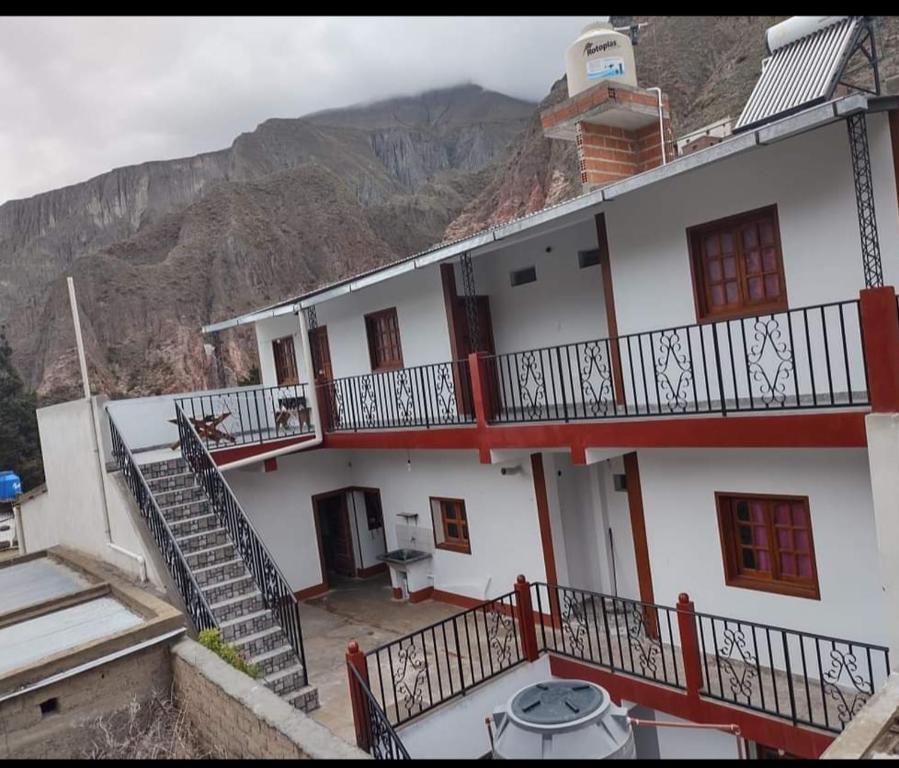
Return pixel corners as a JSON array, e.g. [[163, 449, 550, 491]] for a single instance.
[[198, 628, 260, 679]]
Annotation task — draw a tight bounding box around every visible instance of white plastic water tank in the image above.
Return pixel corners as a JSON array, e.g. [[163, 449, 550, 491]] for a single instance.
[[491, 680, 635, 760], [765, 16, 849, 54], [566, 21, 638, 98]]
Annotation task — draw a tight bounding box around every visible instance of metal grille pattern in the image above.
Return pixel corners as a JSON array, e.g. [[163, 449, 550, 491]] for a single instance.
[[459, 251, 482, 352], [847, 112, 883, 288], [108, 412, 217, 633], [176, 406, 308, 682], [348, 664, 411, 760], [304, 305, 318, 330]]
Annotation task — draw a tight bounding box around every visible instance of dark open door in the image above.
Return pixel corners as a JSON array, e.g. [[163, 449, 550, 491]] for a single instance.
[[315, 492, 355, 578], [308, 326, 333, 383], [454, 296, 498, 418]]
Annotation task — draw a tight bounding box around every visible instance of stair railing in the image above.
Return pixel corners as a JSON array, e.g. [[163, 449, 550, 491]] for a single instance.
[[175, 403, 308, 684], [107, 410, 218, 632]]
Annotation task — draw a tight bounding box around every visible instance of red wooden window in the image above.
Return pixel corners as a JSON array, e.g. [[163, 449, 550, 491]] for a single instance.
[[716, 493, 819, 600], [430, 497, 470, 554], [365, 308, 404, 372], [688, 206, 787, 321], [272, 336, 299, 386]]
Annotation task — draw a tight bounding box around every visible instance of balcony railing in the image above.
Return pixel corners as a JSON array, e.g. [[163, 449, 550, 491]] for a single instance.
[[175, 383, 313, 452], [321, 360, 475, 432], [351, 577, 888, 757], [484, 300, 868, 423], [348, 661, 411, 759], [176, 405, 308, 682]]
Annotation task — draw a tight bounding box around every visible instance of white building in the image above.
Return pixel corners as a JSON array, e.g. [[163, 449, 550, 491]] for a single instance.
[[20, 15, 899, 760]]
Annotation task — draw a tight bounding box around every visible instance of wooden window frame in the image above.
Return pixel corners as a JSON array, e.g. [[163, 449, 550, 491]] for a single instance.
[[364, 307, 404, 372], [430, 497, 471, 555], [715, 491, 820, 600], [272, 335, 299, 386], [687, 204, 789, 323]]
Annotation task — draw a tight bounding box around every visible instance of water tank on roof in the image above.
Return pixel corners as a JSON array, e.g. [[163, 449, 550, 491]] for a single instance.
[[0, 471, 22, 502], [566, 20, 638, 98], [491, 680, 635, 759], [765, 16, 849, 54]]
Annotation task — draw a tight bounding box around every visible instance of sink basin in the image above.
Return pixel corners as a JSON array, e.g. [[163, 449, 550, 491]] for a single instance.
[[377, 548, 432, 565]]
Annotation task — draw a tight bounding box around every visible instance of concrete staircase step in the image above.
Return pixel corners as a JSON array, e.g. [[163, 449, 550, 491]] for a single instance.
[[139, 458, 189, 478], [169, 512, 219, 538], [146, 471, 197, 493], [192, 557, 247, 587], [264, 664, 306, 696], [232, 626, 284, 657], [220, 608, 275, 643], [284, 685, 320, 713], [248, 644, 297, 678], [176, 527, 229, 554], [161, 499, 211, 523], [154, 485, 207, 508], [185, 542, 236, 571], [202, 573, 255, 604], [210, 590, 266, 622]]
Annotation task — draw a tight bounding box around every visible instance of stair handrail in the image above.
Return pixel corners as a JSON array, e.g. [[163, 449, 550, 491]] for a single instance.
[[107, 409, 218, 632], [175, 403, 308, 681]]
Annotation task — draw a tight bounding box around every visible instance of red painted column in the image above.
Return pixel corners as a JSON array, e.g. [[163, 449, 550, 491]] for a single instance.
[[468, 351, 493, 463], [676, 592, 703, 710], [315, 383, 333, 433], [345, 640, 371, 751], [514, 575, 540, 662], [859, 286, 899, 412]]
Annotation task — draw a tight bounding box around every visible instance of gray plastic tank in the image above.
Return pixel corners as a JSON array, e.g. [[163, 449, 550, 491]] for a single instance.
[[491, 680, 635, 760]]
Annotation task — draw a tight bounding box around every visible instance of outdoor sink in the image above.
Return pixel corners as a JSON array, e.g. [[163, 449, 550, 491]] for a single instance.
[[377, 548, 432, 566]]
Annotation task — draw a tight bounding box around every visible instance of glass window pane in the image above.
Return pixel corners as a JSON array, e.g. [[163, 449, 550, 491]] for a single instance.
[[762, 247, 778, 272], [759, 220, 775, 245], [743, 226, 758, 249], [738, 526, 752, 545], [725, 282, 739, 303], [792, 503, 808, 526], [797, 555, 812, 577], [705, 235, 719, 257], [446, 523, 459, 538], [750, 501, 766, 523], [756, 549, 772, 571], [776, 528, 792, 549], [742, 549, 756, 569], [773, 503, 791, 525], [736, 501, 750, 521], [721, 232, 734, 253], [765, 274, 780, 298], [752, 526, 768, 547], [745, 250, 761, 274], [707, 259, 722, 282], [780, 553, 797, 576], [723, 256, 736, 279], [795, 530, 810, 552], [748, 277, 764, 299], [711, 285, 726, 307]]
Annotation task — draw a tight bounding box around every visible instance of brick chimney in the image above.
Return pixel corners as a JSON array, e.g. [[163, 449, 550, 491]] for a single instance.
[[541, 81, 674, 190]]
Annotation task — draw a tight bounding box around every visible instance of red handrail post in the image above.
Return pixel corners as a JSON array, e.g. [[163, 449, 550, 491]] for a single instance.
[[676, 592, 703, 707], [346, 640, 371, 751], [859, 286, 899, 412], [514, 575, 540, 662]]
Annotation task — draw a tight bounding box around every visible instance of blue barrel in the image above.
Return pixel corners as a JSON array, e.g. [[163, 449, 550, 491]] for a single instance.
[[0, 471, 22, 502]]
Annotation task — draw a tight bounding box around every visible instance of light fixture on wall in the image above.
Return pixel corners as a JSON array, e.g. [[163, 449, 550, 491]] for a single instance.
[[500, 464, 523, 476], [406, 451, 412, 472]]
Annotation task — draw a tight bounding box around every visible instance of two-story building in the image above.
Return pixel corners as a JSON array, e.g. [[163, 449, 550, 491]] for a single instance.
[[29, 14, 899, 760]]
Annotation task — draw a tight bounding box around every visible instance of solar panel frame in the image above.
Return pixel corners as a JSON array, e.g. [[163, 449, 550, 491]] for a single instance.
[[734, 17, 860, 133]]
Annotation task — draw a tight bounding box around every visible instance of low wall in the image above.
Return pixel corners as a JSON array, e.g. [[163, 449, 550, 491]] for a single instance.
[[0, 641, 172, 759], [171, 639, 361, 759]]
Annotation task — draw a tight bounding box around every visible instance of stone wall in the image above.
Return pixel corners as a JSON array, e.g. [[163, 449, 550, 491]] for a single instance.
[[171, 639, 364, 759], [0, 641, 172, 759]]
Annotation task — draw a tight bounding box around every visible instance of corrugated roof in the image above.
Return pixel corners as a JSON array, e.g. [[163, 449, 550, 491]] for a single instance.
[[735, 17, 859, 132]]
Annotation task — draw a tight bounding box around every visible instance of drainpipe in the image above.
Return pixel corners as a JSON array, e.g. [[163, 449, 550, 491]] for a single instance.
[[68, 277, 147, 582], [216, 305, 324, 471], [646, 87, 667, 165]]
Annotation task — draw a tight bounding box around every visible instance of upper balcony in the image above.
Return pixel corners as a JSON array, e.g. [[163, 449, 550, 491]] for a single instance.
[[317, 294, 883, 453]]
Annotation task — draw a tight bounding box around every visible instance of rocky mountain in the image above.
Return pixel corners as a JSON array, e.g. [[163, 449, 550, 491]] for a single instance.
[[0, 84, 533, 398], [5, 17, 899, 400]]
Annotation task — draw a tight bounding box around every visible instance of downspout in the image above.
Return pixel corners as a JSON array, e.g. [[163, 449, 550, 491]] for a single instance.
[[217, 305, 324, 471], [646, 86, 667, 165], [67, 277, 147, 582]]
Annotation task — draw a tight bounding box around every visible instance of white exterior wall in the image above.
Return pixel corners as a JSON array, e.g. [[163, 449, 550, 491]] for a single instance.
[[473, 217, 609, 353], [637, 447, 888, 645], [20, 397, 166, 587], [225, 448, 546, 599], [607, 116, 899, 334], [347, 488, 387, 571]]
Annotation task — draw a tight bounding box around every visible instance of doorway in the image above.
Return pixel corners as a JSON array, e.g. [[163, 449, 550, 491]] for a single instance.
[[313, 491, 355, 580], [309, 325, 333, 383]]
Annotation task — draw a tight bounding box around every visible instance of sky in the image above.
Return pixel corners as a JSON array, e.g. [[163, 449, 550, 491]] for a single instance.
[[0, 16, 598, 205]]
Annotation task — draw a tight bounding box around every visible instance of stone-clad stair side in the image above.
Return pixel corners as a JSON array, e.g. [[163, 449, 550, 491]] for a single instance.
[[139, 457, 319, 713]]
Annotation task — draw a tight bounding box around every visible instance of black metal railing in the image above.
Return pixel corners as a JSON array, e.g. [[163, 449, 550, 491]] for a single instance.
[[175, 383, 313, 451], [364, 590, 523, 727], [107, 410, 217, 632], [321, 359, 475, 432], [531, 582, 685, 690], [176, 405, 308, 683], [695, 609, 890, 733], [485, 300, 868, 423], [348, 663, 411, 760]]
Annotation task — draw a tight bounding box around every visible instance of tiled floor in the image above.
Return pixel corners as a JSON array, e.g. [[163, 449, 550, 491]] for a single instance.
[[300, 574, 457, 744]]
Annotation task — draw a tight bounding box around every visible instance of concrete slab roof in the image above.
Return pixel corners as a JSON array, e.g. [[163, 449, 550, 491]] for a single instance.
[[0, 556, 92, 615], [203, 92, 897, 335]]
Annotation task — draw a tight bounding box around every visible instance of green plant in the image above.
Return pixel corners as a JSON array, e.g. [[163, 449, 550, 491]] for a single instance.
[[197, 628, 260, 679]]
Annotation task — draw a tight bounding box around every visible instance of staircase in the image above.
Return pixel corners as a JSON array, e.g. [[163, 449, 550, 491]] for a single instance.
[[138, 455, 319, 712]]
